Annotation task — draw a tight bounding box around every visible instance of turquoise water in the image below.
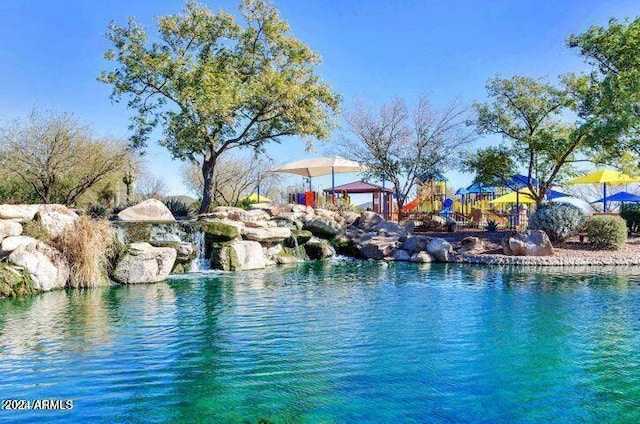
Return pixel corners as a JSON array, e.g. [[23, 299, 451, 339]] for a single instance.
[[1, 260, 640, 423]]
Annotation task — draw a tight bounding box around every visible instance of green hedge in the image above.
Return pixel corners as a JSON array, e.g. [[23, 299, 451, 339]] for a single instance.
[[587, 215, 628, 250], [620, 203, 640, 233]]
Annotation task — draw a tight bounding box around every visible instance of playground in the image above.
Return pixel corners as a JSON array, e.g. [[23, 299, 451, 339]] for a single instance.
[[265, 156, 640, 236]]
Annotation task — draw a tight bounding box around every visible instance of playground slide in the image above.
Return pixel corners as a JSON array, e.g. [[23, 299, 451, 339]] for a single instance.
[[403, 198, 455, 215], [402, 198, 420, 213]]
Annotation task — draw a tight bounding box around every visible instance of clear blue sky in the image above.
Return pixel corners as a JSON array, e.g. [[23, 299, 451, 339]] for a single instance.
[[1, 0, 639, 196]]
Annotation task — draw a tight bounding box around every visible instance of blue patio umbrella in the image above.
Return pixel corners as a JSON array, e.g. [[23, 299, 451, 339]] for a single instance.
[[465, 183, 496, 194], [546, 189, 569, 200], [509, 175, 538, 188], [592, 191, 640, 204]]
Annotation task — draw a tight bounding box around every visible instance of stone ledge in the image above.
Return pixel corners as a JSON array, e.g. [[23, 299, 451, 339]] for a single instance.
[[457, 254, 640, 266]]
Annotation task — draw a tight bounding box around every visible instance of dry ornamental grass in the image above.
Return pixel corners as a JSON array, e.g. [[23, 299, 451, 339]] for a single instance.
[[54, 216, 117, 288]]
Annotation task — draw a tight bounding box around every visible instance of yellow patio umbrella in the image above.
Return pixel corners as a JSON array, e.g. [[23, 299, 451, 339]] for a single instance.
[[489, 189, 537, 204], [566, 169, 640, 212], [241, 193, 272, 204]]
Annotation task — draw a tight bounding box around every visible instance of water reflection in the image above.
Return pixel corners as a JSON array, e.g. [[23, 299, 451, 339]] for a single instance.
[[456, 264, 640, 291], [0, 262, 639, 423]]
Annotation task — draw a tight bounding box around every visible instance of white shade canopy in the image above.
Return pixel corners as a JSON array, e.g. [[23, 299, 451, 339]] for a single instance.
[[270, 156, 367, 177]]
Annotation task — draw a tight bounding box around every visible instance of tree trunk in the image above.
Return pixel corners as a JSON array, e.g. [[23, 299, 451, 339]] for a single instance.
[[396, 197, 405, 222], [199, 158, 217, 214], [125, 184, 132, 203]]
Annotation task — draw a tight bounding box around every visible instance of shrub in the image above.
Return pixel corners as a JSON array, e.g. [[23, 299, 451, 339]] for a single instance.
[[620, 203, 640, 233], [112, 201, 136, 215], [528, 203, 585, 242], [485, 220, 499, 232], [163, 199, 192, 218], [87, 204, 110, 218], [53, 216, 118, 288], [586, 216, 628, 250]]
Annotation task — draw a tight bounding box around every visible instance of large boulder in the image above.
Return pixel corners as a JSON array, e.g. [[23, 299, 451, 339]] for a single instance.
[[1, 236, 38, 257], [410, 251, 435, 263], [0, 220, 23, 242], [35, 204, 79, 238], [200, 220, 241, 242], [458, 236, 485, 255], [284, 230, 313, 247], [112, 242, 177, 284], [207, 207, 270, 223], [501, 230, 554, 256], [242, 226, 291, 243], [374, 220, 407, 239], [304, 241, 336, 260], [174, 242, 196, 273], [290, 204, 314, 215], [211, 240, 267, 271], [150, 241, 196, 273], [389, 249, 411, 261], [117, 199, 175, 222], [331, 235, 360, 257], [8, 241, 70, 291], [175, 242, 196, 263], [275, 254, 299, 265], [207, 218, 246, 232], [263, 243, 284, 258], [248, 204, 284, 216], [244, 220, 271, 228], [304, 218, 343, 239], [400, 236, 430, 255], [358, 236, 397, 260], [230, 208, 270, 223], [0, 204, 41, 222], [314, 208, 343, 221], [199, 207, 235, 220], [357, 211, 384, 232], [427, 238, 455, 262], [272, 217, 303, 231], [340, 211, 361, 226]]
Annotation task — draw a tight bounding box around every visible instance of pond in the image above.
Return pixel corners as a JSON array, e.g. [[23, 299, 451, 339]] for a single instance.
[[1, 260, 639, 423]]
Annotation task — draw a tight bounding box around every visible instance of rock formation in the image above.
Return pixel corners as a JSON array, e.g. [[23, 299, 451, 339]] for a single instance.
[[117, 199, 175, 222], [501, 230, 554, 256], [112, 242, 177, 284]]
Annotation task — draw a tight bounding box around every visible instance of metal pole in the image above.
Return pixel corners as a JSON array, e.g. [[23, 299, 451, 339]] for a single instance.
[[331, 167, 335, 204], [516, 190, 520, 229], [603, 183, 607, 212], [382, 177, 386, 219], [257, 172, 260, 200]]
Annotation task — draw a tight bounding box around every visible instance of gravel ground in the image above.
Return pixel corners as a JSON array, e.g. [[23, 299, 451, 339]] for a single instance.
[[418, 228, 640, 266]]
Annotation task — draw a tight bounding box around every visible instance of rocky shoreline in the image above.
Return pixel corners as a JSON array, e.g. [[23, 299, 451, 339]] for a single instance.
[[1, 200, 639, 298], [456, 254, 640, 266]]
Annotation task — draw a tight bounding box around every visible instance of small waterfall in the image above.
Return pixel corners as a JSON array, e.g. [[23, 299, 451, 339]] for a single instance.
[[283, 232, 308, 261], [189, 229, 210, 271]]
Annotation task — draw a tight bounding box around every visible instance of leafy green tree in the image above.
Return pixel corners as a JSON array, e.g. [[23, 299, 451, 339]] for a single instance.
[[462, 75, 616, 207], [100, 0, 339, 213], [567, 18, 640, 135], [568, 17, 640, 155]]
